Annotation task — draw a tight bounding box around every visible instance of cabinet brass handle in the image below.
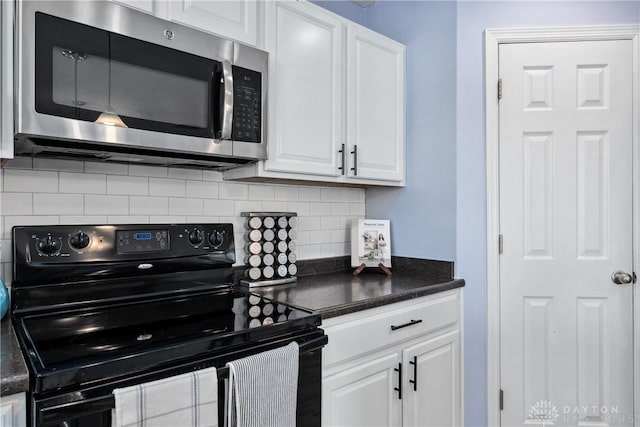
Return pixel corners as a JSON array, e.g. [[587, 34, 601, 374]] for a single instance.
[[394, 362, 402, 400], [390, 319, 422, 331], [409, 356, 417, 391]]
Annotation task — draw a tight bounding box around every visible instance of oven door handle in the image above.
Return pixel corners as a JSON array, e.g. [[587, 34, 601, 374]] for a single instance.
[[299, 334, 328, 353], [219, 60, 234, 141]]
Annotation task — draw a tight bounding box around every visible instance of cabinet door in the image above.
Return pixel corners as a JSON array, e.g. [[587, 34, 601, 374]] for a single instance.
[[346, 24, 405, 182], [263, 1, 344, 177], [402, 330, 461, 427], [169, 0, 259, 46], [1, 0, 14, 159], [323, 352, 402, 427], [0, 393, 27, 427]]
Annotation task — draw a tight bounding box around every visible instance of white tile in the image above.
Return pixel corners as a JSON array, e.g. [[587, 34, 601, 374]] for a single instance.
[[261, 201, 288, 212], [286, 202, 310, 216], [299, 216, 321, 231], [2, 157, 33, 169], [295, 230, 310, 245], [130, 196, 169, 215], [129, 165, 168, 178], [321, 243, 345, 258], [107, 215, 150, 224], [321, 216, 340, 230], [275, 186, 298, 201], [186, 180, 219, 199], [1, 193, 32, 215], [340, 189, 361, 203], [219, 183, 248, 200], [107, 175, 148, 195], [0, 240, 12, 264], [60, 216, 108, 225], [331, 228, 349, 243], [60, 172, 107, 194], [321, 188, 341, 202], [3, 169, 58, 193], [299, 187, 321, 201], [85, 162, 129, 175], [309, 230, 332, 245], [357, 189, 366, 202], [350, 203, 366, 216], [169, 197, 203, 215], [149, 178, 186, 197], [186, 216, 220, 223], [34, 193, 84, 215], [298, 244, 322, 260], [203, 170, 223, 182], [168, 168, 203, 180], [85, 195, 129, 215], [4, 216, 59, 239], [150, 216, 187, 223], [33, 158, 84, 172], [248, 185, 275, 200], [331, 203, 351, 216], [234, 200, 262, 216], [308, 202, 332, 216], [203, 199, 235, 216]]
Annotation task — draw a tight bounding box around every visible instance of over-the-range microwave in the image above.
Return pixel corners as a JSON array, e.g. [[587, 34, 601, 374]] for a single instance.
[[14, 1, 268, 169]]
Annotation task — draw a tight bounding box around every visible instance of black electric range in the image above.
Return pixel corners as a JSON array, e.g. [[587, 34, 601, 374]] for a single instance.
[[11, 223, 326, 427]]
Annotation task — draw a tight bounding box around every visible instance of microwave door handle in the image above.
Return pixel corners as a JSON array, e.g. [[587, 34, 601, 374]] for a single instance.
[[220, 60, 234, 141]]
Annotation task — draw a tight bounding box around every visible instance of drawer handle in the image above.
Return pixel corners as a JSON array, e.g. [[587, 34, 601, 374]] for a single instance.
[[390, 319, 423, 331]]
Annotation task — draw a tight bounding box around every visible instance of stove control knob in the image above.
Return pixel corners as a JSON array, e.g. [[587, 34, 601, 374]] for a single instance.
[[209, 230, 224, 249], [37, 235, 61, 255], [69, 231, 90, 250], [188, 228, 204, 246]]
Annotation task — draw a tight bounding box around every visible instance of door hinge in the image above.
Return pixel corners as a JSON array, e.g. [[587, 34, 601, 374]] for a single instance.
[[499, 234, 503, 254], [500, 389, 504, 410], [498, 79, 503, 100]]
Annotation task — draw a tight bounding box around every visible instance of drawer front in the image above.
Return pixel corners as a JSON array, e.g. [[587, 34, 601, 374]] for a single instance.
[[323, 291, 459, 369]]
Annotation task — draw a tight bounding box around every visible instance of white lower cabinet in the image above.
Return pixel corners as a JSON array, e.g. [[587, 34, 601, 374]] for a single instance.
[[322, 290, 461, 427], [0, 393, 27, 427]]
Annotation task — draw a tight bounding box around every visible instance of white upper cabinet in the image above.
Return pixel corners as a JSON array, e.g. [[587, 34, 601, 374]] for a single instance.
[[1, 0, 14, 159], [262, 1, 343, 177], [108, 0, 261, 47], [168, 1, 260, 46], [224, 1, 406, 187], [346, 24, 405, 182]]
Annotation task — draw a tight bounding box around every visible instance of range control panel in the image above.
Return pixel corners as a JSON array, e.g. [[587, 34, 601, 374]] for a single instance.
[[13, 223, 235, 264]]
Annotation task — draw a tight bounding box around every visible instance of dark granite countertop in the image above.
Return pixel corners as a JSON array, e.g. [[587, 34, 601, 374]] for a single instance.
[[1, 317, 29, 396], [248, 257, 465, 319]]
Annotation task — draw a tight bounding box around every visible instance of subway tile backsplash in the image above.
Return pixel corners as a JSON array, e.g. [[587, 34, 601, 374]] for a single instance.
[[0, 158, 365, 284]]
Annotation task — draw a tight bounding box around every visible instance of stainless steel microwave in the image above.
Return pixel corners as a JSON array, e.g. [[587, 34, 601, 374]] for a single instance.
[[14, 1, 267, 169]]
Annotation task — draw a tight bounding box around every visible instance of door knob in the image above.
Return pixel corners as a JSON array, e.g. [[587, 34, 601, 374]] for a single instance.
[[611, 270, 634, 285]]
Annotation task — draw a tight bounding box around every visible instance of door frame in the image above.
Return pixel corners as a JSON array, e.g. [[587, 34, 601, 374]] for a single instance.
[[484, 25, 640, 426]]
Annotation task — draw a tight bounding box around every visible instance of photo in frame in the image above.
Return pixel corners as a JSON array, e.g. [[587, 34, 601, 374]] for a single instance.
[[350, 219, 391, 268]]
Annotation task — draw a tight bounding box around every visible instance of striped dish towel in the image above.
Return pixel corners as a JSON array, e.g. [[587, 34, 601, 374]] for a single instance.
[[226, 342, 299, 427], [112, 367, 218, 427]]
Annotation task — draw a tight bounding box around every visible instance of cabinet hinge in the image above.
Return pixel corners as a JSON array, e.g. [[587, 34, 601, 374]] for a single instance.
[[499, 234, 503, 254], [498, 79, 503, 100], [500, 389, 504, 410]]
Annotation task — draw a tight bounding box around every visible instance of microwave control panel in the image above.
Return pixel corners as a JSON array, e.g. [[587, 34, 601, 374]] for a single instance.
[[232, 66, 261, 143]]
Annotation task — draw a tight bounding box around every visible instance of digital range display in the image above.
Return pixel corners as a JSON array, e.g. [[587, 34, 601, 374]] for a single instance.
[[117, 229, 168, 254], [134, 233, 153, 241]]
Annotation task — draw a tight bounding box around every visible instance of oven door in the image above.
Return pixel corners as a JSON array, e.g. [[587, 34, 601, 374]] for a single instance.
[[17, 1, 234, 157], [32, 331, 327, 427]]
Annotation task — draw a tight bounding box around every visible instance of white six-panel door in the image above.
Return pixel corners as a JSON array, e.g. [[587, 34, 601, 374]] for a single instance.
[[499, 40, 634, 426]]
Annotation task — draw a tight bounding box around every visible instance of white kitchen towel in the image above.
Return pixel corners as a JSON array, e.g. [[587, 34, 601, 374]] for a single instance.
[[112, 367, 218, 427], [226, 342, 299, 427]]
